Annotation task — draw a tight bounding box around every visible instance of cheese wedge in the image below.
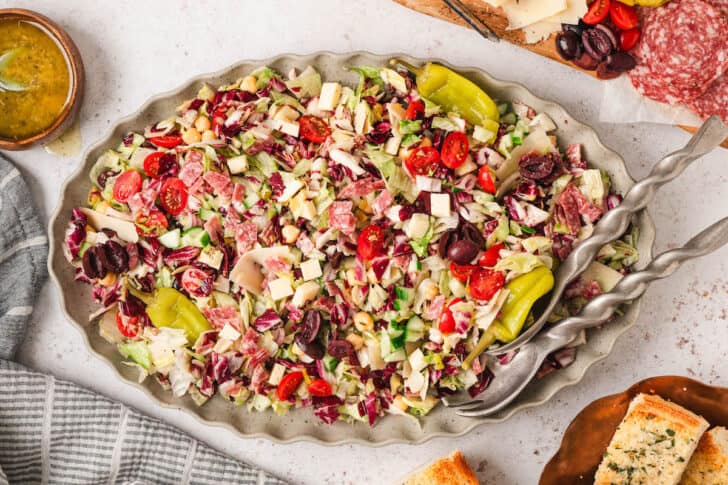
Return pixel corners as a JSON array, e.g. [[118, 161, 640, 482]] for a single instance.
[[400, 450, 479, 485], [595, 394, 709, 485], [500, 0, 568, 30], [681, 427, 728, 485]]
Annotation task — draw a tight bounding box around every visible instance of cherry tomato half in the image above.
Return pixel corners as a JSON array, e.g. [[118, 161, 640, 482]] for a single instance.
[[308, 378, 333, 397], [440, 131, 469, 170], [299, 115, 331, 143], [478, 243, 504, 268], [113, 170, 143, 203], [450, 262, 477, 283], [143, 151, 175, 179], [357, 225, 385, 261], [149, 135, 183, 149], [135, 210, 168, 236], [159, 177, 188, 216], [469, 268, 505, 301], [405, 145, 440, 176], [116, 312, 140, 338], [405, 100, 425, 120], [439, 297, 463, 334], [583, 0, 610, 25], [277, 371, 304, 400], [619, 27, 641, 51], [610, 2, 638, 31], [477, 165, 497, 194]]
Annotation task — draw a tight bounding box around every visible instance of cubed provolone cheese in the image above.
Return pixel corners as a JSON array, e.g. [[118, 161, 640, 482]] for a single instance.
[[318, 82, 342, 111], [300, 259, 322, 281], [430, 193, 451, 218], [268, 278, 294, 300]]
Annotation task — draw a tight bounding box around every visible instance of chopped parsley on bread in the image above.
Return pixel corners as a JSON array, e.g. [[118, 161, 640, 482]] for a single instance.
[[680, 426, 728, 485], [594, 393, 709, 485], [401, 450, 479, 485]]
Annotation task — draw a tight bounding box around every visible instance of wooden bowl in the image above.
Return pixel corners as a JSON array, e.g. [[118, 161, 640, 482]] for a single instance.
[[0, 8, 84, 151], [540, 376, 728, 484]]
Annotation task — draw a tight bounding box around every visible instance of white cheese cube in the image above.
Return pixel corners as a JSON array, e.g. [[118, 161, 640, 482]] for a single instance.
[[276, 120, 300, 137], [218, 323, 241, 341], [454, 156, 477, 176], [268, 363, 286, 386], [273, 105, 300, 122], [415, 176, 441, 193], [300, 259, 322, 281], [198, 246, 224, 270], [406, 213, 430, 239], [268, 278, 294, 300], [318, 82, 342, 111], [430, 193, 451, 218], [291, 281, 320, 307], [227, 155, 249, 175], [354, 101, 370, 135]]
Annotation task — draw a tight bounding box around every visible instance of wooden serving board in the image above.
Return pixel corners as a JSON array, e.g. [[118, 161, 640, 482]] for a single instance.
[[393, 0, 728, 148]]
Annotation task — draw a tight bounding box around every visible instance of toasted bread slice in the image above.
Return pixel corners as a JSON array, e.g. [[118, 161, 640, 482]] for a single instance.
[[594, 393, 709, 485], [680, 427, 728, 485], [401, 450, 479, 485]]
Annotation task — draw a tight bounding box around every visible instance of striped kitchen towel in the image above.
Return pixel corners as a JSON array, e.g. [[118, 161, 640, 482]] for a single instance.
[[0, 154, 287, 485]]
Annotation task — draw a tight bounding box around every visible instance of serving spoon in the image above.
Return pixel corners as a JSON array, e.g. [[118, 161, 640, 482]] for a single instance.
[[445, 215, 728, 416], [0, 49, 27, 92], [485, 115, 728, 357]]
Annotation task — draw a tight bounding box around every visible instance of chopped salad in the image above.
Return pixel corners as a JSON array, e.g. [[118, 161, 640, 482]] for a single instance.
[[65, 62, 638, 425]]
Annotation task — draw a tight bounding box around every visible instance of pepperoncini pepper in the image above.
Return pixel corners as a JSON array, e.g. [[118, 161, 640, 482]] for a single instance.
[[491, 266, 554, 343], [461, 266, 554, 369], [143, 287, 211, 343], [391, 59, 500, 133]]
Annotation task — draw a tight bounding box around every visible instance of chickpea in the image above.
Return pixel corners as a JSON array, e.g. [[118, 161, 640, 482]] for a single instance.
[[201, 130, 216, 142], [281, 224, 301, 244], [98, 272, 117, 287], [241, 75, 257, 94], [194, 115, 211, 132], [182, 127, 201, 144], [345, 333, 364, 351], [353, 311, 374, 333], [392, 395, 408, 412]]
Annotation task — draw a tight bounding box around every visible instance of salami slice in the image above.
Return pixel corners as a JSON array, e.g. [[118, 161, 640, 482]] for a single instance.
[[629, 0, 728, 104], [706, 0, 728, 16], [690, 75, 728, 123]]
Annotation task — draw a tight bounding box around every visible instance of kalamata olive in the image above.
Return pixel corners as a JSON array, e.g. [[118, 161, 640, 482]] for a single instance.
[[573, 51, 600, 70], [596, 62, 622, 80], [298, 310, 322, 344], [595, 24, 618, 51], [519, 153, 555, 180], [328, 339, 354, 359], [582, 28, 613, 61], [295, 337, 324, 360], [97, 169, 119, 189], [448, 239, 479, 265], [561, 23, 582, 35], [460, 221, 485, 247], [556, 31, 580, 61], [82, 246, 109, 279], [606, 52, 637, 72], [438, 229, 458, 259], [103, 240, 129, 273]]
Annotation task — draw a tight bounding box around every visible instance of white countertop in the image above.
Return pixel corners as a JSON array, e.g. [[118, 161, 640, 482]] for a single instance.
[[6, 0, 728, 483]]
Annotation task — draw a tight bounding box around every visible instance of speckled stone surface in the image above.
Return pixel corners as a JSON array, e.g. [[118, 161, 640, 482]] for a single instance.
[[6, 1, 728, 484]]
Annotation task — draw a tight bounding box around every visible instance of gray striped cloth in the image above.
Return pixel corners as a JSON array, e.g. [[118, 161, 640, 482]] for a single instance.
[[0, 154, 287, 485]]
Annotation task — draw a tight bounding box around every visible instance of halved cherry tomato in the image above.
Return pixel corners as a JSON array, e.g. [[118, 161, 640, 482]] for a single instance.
[[159, 177, 188, 216], [308, 378, 333, 397], [113, 170, 142, 203], [469, 268, 505, 301], [149, 135, 183, 149], [583, 0, 610, 25], [440, 132, 469, 169], [277, 371, 304, 400], [135, 210, 168, 236], [478, 243, 504, 267], [116, 312, 140, 338], [610, 2, 638, 31], [143, 152, 165, 178], [405, 145, 440, 176], [357, 224, 385, 261], [405, 100, 425, 120], [477, 165, 497, 194], [439, 298, 463, 334], [299, 115, 331, 143], [450, 262, 477, 283], [619, 27, 641, 51]]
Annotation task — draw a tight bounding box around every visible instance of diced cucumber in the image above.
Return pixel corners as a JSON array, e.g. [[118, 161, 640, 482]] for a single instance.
[[501, 112, 517, 126], [497, 133, 514, 157], [404, 316, 425, 342], [181, 227, 210, 248], [199, 208, 216, 221], [158, 228, 182, 249], [323, 355, 339, 373]]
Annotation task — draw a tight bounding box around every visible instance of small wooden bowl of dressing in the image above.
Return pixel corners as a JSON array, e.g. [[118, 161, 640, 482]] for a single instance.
[[0, 9, 84, 151]]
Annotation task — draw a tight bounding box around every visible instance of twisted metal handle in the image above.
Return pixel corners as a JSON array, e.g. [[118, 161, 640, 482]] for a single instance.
[[542, 216, 728, 350], [490, 116, 728, 355]]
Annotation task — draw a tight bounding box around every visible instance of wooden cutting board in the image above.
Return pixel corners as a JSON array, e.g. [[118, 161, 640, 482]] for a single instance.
[[393, 0, 727, 148]]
